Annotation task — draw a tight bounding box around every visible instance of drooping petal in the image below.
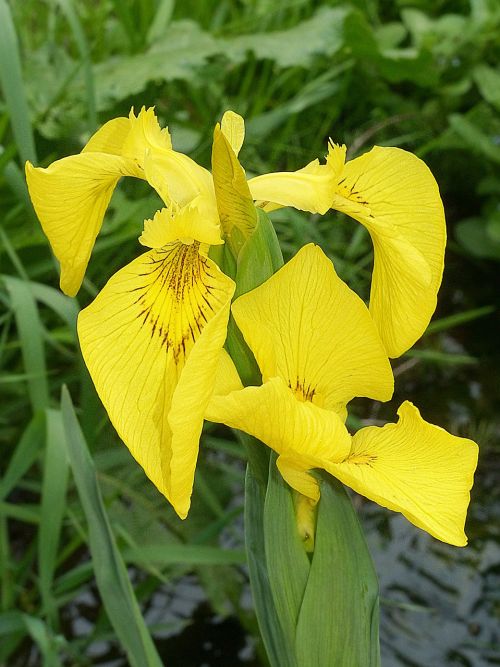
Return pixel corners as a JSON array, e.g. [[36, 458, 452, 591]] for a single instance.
[[26, 107, 172, 296], [82, 116, 133, 155], [139, 198, 223, 249], [221, 110, 245, 156], [206, 376, 351, 500], [26, 153, 141, 296], [78, 243, 235, 518], [231, 243, 393, 412], [331, 146, 446, 358], [247, 143, 345, 214], [212, 124, 257, 253], [327, 402, 478, 546]]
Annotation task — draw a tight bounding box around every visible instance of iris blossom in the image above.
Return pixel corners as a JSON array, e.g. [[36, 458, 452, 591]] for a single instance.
[[26, 108, 238, 518], [207, 245, 478, 546], [26, 107, 449, 519]]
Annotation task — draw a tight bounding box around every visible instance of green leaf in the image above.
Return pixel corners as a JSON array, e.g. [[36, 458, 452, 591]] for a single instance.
[[223, 6, 349, 68], [56, 0, 97, 131], [449, 113, 500, 164], [38, 410, 69, 624], [263, 456, 310, 667], [3, 276, 49, 412], [473, 64, 500, 109], [123, 544, 246, 566], [245, 465, 292, 667], [0, 0, 37, 164], [0, 414, 44, 501], [456, 217, 500, 261], [295, 477, 380, 667], [60, 388, 163, 667]]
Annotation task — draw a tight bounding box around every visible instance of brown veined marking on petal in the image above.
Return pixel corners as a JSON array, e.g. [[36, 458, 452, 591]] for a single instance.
[[344, 453, 378, 466], [128, 241, 223, 365], [337, 176, 370, 207], [289, 377, 317, 403]]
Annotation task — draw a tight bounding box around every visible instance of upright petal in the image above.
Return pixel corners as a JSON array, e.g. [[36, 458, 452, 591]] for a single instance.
[[221, 110, 245, 157], [82, 106, 172, 157], [139, 199, 223, 249], [327, 402, 478, 546], [26, 153, 140, 296], [331, 146, 446, 357], [231, 244, 393, 411], [212, 124, 257, 254], [78, 243, 235, 518]]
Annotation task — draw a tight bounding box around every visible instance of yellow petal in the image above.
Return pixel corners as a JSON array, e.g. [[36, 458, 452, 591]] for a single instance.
[[331, 146, 446, 357], [82, 116, 133, 155], [247, 143, 345, 214], [327, 402, 478, 546], [26, 153, 140, 296], [82, 107, 171, 164], [221, 110, 245, 157], [143, 146, 216, 211], [206, 376, 351, 491], [122, 106, 172, 160], [139, 198, 223, 249], [231, 244, 393, 412], [78, 243, 235, 518], [212, 349, 243, 396], [26, 110, 171, 296], [212, 124, 257, 253]]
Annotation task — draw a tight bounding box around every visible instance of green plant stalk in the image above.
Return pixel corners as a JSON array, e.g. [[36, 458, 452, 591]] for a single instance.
[[226, 210, 381, 666]]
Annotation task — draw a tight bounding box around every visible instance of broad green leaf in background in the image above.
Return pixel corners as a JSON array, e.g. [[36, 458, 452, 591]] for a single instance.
[[94, 7, 350, 110], [60, 387, 163, 667]]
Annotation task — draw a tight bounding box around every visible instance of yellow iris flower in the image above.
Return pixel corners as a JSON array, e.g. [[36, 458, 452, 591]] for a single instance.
[[26, 108, 239, 518], [25, 107, 451, 521], [206, 244, 478, 547]]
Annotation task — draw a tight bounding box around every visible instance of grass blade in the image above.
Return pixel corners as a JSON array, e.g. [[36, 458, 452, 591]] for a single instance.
[[56, 0, 97, 131], [3, 276, 49, 412], [0, 0, 37, 164], [39, 409, 69, 625], [60, 386, 163, 667]]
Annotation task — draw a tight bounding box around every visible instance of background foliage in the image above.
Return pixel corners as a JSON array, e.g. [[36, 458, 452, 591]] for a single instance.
[[0, 0, 499, 665]]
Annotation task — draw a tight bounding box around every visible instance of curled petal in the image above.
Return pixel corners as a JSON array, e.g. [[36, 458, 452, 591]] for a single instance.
[[26, 153, 140, 296], [78, 243, 235, 518], [332, 146, 446, 357], [247, 144, 345, 215], [327, 402, 478, 546], [26, 107, 171, 296]]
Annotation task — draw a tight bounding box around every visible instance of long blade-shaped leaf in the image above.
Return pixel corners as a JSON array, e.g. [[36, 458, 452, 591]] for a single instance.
[[60, 387, 163, 667], [39, 410, 69, 624], [0, 0, 37, 164]]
